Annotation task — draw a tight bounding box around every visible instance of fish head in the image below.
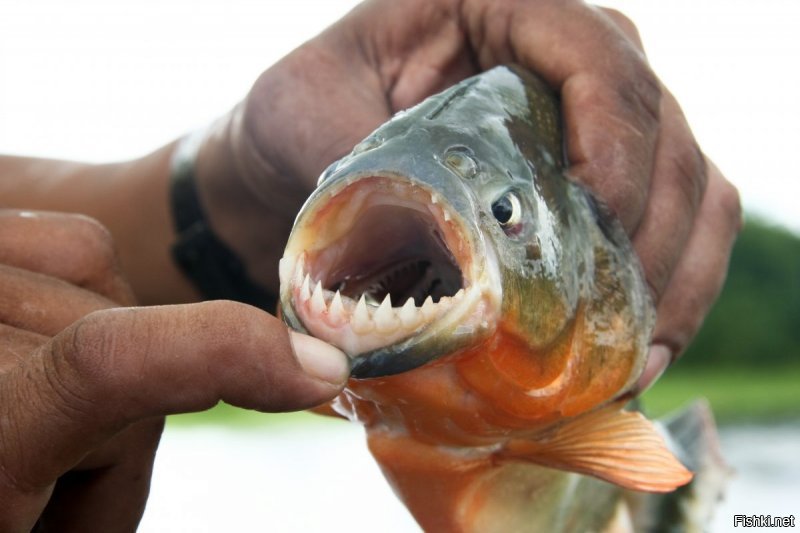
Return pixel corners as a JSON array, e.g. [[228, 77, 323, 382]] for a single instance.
[[279, 66, 653, 395], [277, 128, 502, 378]]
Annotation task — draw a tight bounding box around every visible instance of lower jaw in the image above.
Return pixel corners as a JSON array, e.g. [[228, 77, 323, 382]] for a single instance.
[[285, 282, 497, 378], [348, 297, 497, 378]]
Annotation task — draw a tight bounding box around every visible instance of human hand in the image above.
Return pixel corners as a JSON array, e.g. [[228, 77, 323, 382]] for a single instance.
[[0, 210, 348, 532], [189, 0, 740, 388]]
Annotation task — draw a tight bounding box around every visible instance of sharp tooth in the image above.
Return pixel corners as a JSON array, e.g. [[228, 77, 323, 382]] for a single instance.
[[374, 294, 399, 332], [311, 281, 327, 314], [399, 297, 421, 329], [330, 290, 345, 316], [352, 295, 374, 334], [300, 274, 311, 301], [293, 253, 307, 285], [453, 288, 465, 300], [278, 255, 294, 285], [431, 192, 439, 205], [421, 295, 436, 319], [443, 210, 451, 222]]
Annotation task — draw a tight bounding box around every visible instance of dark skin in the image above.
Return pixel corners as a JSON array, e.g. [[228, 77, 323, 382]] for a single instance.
[[194, 1, 740, 383], [0, 0, 740, 530], [0, 211, 348, 531]]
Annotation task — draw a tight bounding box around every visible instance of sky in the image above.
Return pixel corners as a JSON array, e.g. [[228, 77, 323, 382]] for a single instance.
[[1, 0, 799, 234]]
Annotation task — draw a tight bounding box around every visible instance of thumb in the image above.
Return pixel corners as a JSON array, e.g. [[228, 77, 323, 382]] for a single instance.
[[0, 301, 348, 521]]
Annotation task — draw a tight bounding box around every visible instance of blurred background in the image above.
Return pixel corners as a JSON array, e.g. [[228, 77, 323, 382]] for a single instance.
[[2, 0, 798, 531]]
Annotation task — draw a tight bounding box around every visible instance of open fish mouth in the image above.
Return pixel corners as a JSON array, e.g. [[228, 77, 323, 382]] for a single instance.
[[279, 175, 499, 376]]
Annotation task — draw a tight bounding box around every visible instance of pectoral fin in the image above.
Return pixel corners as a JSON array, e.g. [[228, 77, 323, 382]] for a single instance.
[[498, 403, 693, 493]]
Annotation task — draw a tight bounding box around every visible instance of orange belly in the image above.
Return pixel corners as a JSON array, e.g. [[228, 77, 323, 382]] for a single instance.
[[337, 309, 638, 446]]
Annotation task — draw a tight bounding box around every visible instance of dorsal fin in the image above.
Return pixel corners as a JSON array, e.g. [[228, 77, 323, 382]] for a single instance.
[[498, 402, 693, 493]]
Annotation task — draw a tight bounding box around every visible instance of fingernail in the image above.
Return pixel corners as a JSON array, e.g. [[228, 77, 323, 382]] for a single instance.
[[289, 331, 350, 386], [636, 344, 672, 394]]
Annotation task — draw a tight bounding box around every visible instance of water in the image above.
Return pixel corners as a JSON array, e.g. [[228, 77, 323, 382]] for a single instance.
[[709, 423, 800, 532], [139, 421, 799, 532], [139, 422, 419, 532]]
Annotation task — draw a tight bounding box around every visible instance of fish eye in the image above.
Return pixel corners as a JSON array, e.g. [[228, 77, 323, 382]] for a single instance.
[[491, 192, 522, 231]]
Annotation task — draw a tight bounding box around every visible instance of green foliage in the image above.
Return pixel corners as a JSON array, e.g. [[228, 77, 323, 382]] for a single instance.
[[680, 217, 800, 367], [167, 402, 337, 428], [643, 365, 800, 422]]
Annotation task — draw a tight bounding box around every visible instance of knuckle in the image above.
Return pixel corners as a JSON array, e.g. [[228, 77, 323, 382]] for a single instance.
[[48, 311, 119, 411], [616, 60, 662, 128], [673, 299, 711, 353], [69, 215, 134, 304], [60, 312, 103, 379], [603, 174, 649, 232], [70, 215, 119, 275], [644, 257, 671, 303], [656, 308, 701, 359], [670, 141, 708, 213]]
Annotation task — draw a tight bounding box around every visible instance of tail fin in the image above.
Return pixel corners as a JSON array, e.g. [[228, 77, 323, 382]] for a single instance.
[[627, 400, 731, 532]]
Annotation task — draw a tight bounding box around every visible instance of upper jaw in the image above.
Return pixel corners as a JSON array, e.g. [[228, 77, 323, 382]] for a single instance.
[[278, 174, 502, 378]]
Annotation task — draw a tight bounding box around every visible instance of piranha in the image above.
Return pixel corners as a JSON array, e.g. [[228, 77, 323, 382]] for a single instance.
[[278, 66, 726, 532]]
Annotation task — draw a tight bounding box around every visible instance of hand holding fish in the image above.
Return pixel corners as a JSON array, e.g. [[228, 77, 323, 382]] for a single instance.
[[0, 1, 740, 530], [189, 0, 741, 386], [0, 210, 348, 531]]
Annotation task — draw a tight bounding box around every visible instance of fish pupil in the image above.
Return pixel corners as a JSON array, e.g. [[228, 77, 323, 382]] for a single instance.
[[492, 196, 514, 224]]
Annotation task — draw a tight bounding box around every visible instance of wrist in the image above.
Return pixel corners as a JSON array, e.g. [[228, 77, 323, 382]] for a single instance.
[[110, 145, 201, 304], [168, 122, 276, 310], [186, 102, 309, 298]]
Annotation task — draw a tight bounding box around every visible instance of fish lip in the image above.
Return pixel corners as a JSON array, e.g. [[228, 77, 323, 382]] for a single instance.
[[279, 172, 502, 378]]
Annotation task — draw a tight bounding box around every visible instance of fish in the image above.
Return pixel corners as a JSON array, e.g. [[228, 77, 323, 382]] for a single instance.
[[278, 66, 726, 532]]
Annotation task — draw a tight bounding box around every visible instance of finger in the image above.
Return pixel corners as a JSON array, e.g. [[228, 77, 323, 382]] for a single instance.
[[347, 0, 479, 111], [631, 89, 708, 301], [648, 159, 742, 363], [597, 10, 710, 301], [0, 300, 348, 529], [36, 419, 164, 533], [0, 264, 117, 336], [634, 344, 671, 394], [463, 0, 662, 232], [0, 210, 135, 306], [0, 324, 46, 371]]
